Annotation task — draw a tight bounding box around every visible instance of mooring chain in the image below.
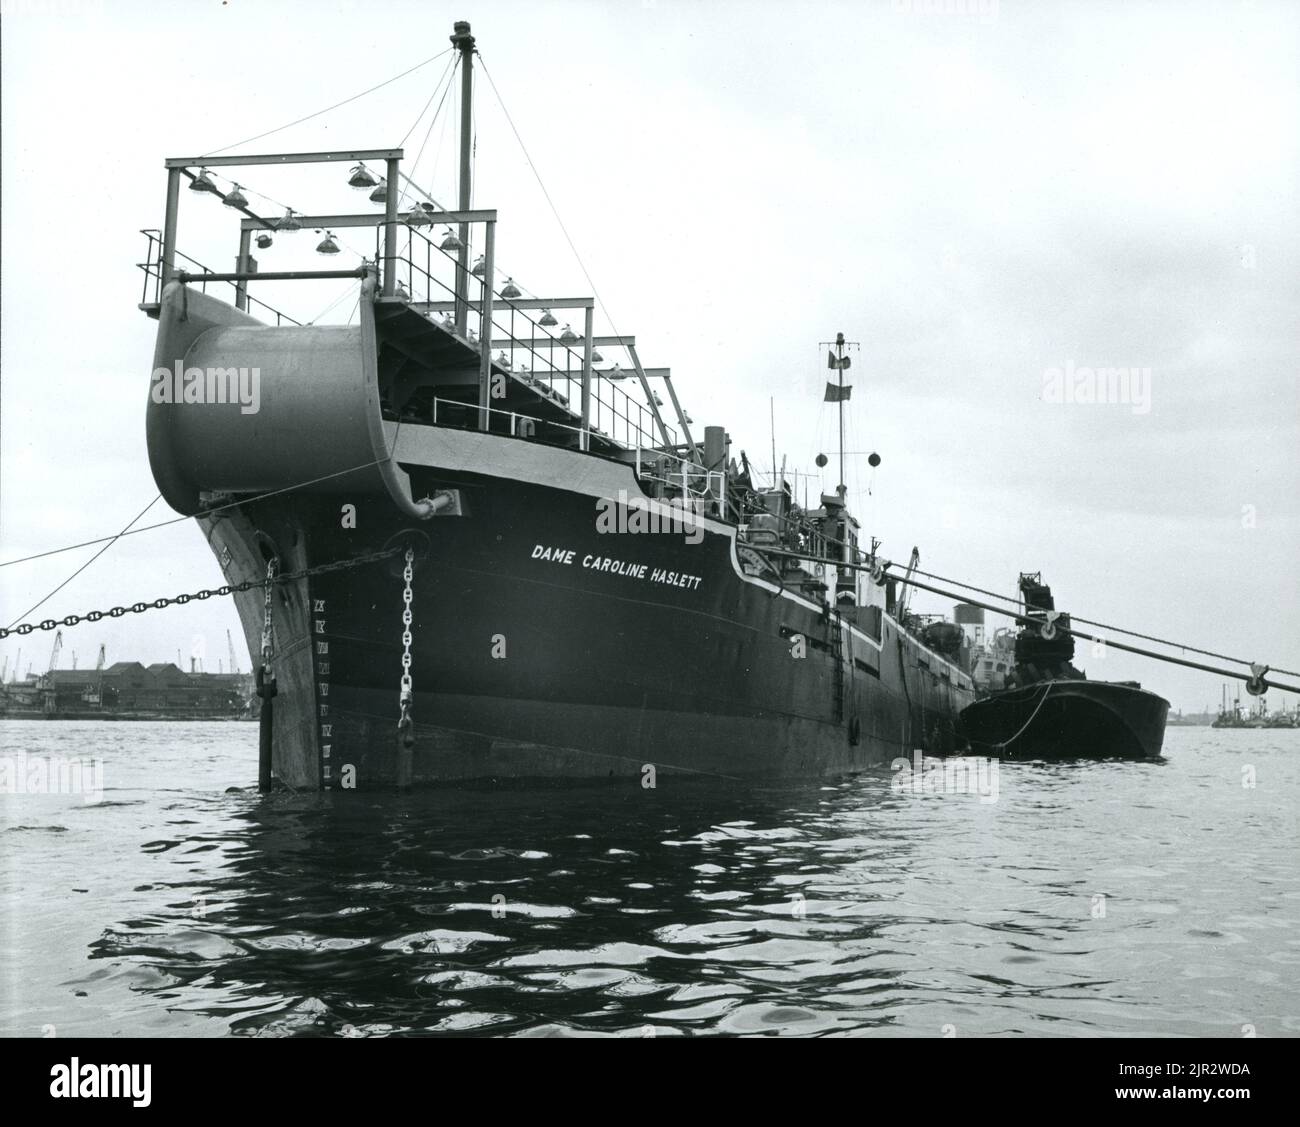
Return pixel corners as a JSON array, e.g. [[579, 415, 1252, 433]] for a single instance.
[[255, 557, 280, 775], [396, 547, 416, 749], [261, 557, 277, 669], [0, 546, 403, 640]]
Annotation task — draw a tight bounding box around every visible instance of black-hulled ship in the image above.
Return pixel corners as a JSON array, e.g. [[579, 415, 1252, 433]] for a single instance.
[[139, 21, 976, 788], [958, 574, 1169, 759], [1212, 683, 1296, 728]]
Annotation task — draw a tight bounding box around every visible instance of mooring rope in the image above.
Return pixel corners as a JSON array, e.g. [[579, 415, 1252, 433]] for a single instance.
[[761, 547, 1300, 696], [905, 563, 1300, 679], [733, 514, 1297, 679], [4, 496, 162, 631], [0, 456, 399, 571], [984, 683, 1055, 755]]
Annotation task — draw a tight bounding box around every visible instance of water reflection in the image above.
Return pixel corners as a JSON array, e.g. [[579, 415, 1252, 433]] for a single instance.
[[88, 776, 928, 1035], [56, 729, 1298, 1038]]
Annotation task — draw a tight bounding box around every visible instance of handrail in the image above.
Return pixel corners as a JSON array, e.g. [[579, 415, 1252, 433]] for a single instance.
[[137, 230, 304, 326], [422, 395, 715, 514], [423, 395, 702, 486], [391, 223, 666, 450]]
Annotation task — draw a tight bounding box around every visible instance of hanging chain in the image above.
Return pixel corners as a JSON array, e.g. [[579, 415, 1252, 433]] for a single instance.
[[256, 556, 279, 709], [260, 557, 277, 669], [0, 546, 403, 640], [398, 547, 414, 727]]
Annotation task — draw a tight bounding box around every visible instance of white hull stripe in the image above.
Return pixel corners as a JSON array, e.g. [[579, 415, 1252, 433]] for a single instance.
[[386, 423, 971, 686]]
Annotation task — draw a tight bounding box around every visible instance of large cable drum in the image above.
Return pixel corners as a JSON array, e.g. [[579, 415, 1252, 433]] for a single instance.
[[147, 283, 395, 515]]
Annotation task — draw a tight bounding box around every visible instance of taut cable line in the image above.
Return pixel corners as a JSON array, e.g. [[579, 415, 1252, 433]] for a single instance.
[[198, 48, 455, 158], [759, 546, 1300, 696], [905, 563, 1300, 679], [0, 456, 401, 571]]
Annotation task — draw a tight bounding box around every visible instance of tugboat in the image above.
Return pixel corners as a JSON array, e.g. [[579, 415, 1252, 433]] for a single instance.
[[958, 574, 1170, 759], [138, 20, 976, 788]]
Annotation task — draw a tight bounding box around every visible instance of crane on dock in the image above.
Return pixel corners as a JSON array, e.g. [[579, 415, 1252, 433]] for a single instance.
[[87, 644, 107, 706], [227, 629, 240, 676], [47, 630, 63, 673]]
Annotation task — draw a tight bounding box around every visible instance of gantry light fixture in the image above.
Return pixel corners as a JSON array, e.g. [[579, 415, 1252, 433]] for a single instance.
[[539, 309, 558, 327], [348, 164, 379, 189], [223, 183, 248, 209], [255, 233, 273, 249], [591, 349, 603, 363], [189, 169, 216, 193], [316, 230, 341, 255], [559, 324, 578, 343], [369, 180, 388, 203], [439, 228, 463, 252], [500, 277, 522, 299], [275, 209, 303, 232]]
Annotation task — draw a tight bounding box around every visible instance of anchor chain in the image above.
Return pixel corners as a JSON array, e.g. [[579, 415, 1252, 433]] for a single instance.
[[396, 547, 416, 752], [256, 557, 279, 792], [0, 546, 403, 639], [259, 557, 277, 684]]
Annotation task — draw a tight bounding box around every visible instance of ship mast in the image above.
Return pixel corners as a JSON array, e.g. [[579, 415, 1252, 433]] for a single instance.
[[451, 20, 476, 334], [836, 332, 846, 495], [826, 331, 855, 498]]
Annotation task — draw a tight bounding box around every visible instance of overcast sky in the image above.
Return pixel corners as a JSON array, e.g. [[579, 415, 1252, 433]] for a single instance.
[[2, 0, 1297, 713]]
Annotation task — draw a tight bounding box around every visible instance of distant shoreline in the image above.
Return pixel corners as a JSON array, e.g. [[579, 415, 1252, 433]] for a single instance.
[[0, 712, 254, 722]]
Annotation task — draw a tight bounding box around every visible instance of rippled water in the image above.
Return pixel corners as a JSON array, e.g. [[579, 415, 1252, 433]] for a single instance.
[[1, 720, 1296, 1037]]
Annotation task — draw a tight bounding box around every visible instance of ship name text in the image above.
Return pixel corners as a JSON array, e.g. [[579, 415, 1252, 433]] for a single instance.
[[530, 545, 703, 590]]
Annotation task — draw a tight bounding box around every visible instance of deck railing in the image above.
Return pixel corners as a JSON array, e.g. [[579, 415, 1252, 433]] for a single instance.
[[416, 398, 721, 517], [390, 222, 667, 451], [138, 230, 301, 326]]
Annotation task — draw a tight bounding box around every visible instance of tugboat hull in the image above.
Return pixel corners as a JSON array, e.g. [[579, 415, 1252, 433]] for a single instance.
[[960, 680, 1169, 759]]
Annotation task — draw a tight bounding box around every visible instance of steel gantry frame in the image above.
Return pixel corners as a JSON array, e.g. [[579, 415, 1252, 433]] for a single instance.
[[157, 149, 691, 453]]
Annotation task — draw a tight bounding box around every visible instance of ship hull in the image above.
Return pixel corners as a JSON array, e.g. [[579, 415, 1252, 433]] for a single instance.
[[203, 474, 975, 788], [147, 283, 975, 788], [959, 680, 1169, 760]]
